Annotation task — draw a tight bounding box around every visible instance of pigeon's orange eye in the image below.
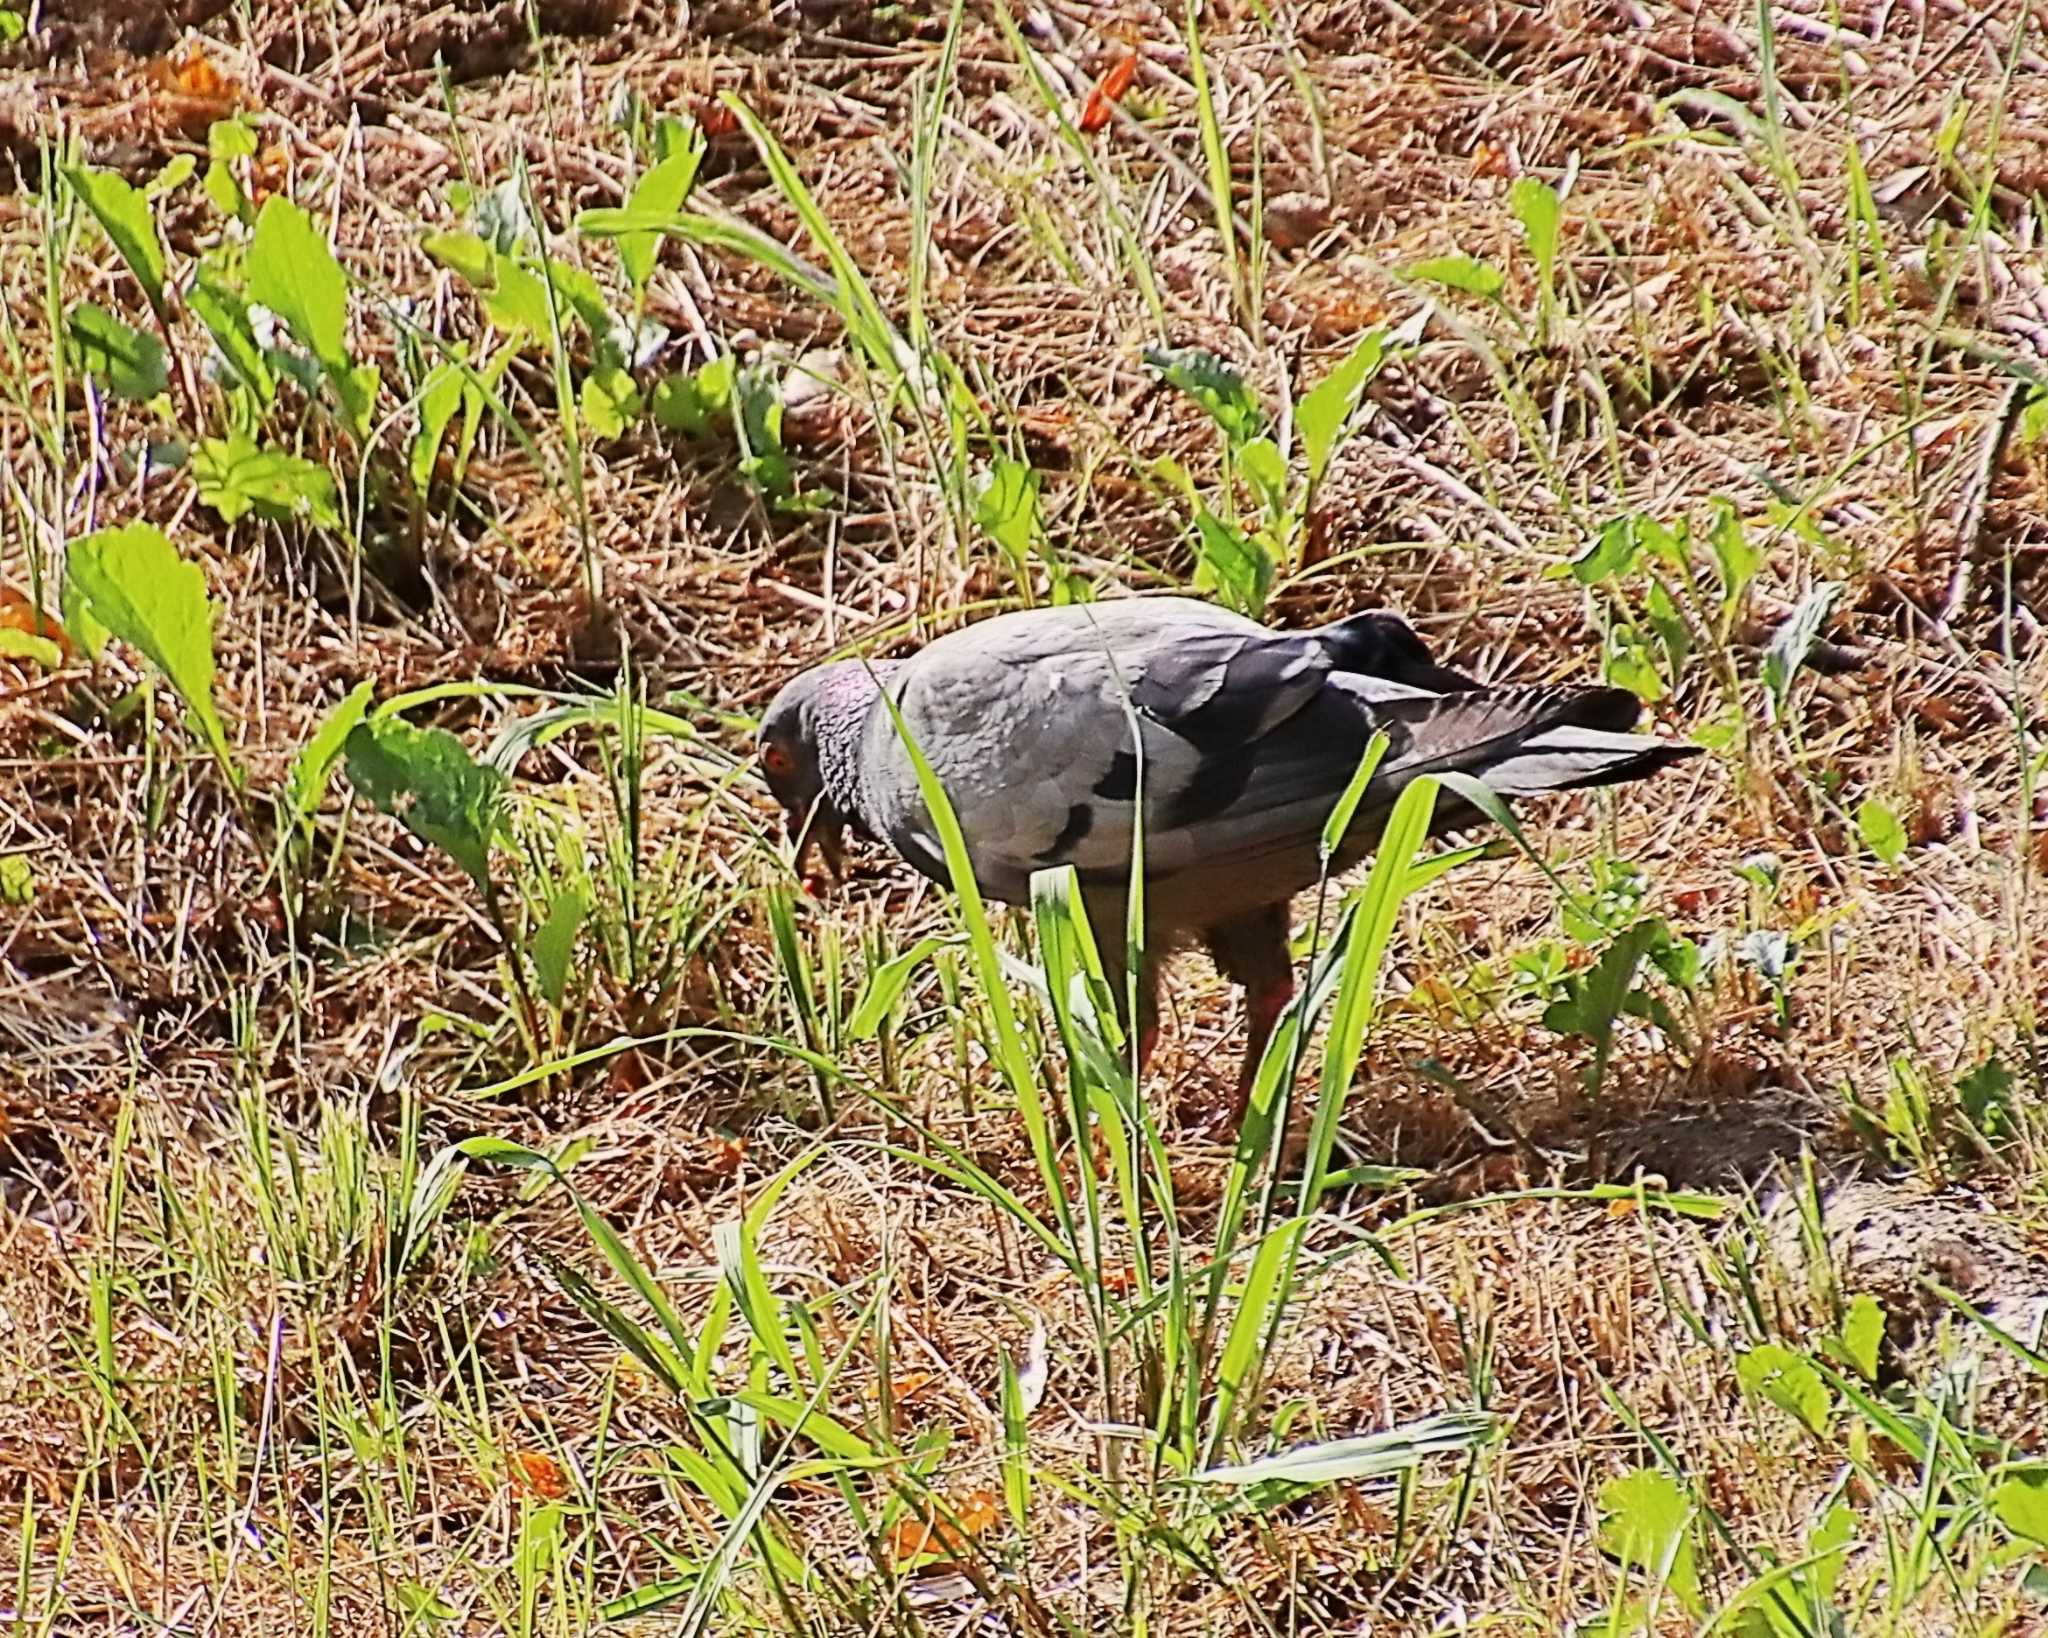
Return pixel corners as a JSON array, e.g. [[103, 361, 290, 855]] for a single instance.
[[761, 740, 795, 777]]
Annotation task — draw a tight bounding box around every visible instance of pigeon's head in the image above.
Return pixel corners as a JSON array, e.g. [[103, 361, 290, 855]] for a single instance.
[[757, 661, 884, 886]]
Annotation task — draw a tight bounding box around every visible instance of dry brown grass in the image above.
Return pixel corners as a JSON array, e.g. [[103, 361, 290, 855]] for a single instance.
[[2, 0, 2046, 1629]]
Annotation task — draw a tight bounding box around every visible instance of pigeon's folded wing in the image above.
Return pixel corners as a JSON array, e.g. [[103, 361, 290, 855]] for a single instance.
[[868, 609, 1397, 895]]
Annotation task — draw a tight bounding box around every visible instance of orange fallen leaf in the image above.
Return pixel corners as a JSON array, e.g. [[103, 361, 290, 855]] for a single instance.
[[886, 1371, 937, 1403], [512, 1449, 569, 1499], [1309, 292, 1389, 341], [0, 586, 72, 663], [168, 41, 235, 100], [705, 1134, 746, 1176], [1471, 141, 1511, 180], [150, 41, 243, 137], [954, 1489, 999, 1533], [1079, 52, 1138, 133], [1606, 1197, 1638, 1219], [885, 1489, 999, 1566], [699, 100, 741, 138]]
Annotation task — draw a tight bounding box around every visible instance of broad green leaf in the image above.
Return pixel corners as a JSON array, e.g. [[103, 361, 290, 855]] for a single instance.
[[1646, 577, 1691, 679], [1541, 919, 1661, 1094], [145, 154, 195, 200], [188, 266, 275, 404], [1296, 326, 1387, 487], [1839, 1293, 1884, 1381], [344, 717, 507, 890], [287, 680, 373, 825], [1737, 1342, 1833, 1436], [1856, 798, 1906, 867], [332, 362, 381, 443], [246, 195, 351, 375], [1706, 500, 1761, 615], [64, 523, 235, 775], [1142, 344, 1265, 447], [1508, 177, 1561, 305], [972, 458, 1041, 565], [68, 304, 167, 400], [1605, 625, 1665, 702], [193, 430, 342, 528], [532, 889, 590, 1006], [1571, 516, 1645, 585], [0, 629, 64, 668], [1192, 1410, 1497, 1487], [202, 160, 249, 225], [651, 352, 734, 436], [1192, 508, 1272, 616], [545, 257, 614, 342], [1993, 1473, 2048, 1547], [425, 231, 553, 339], [422, 228, 496, 287], [1762, 582, 1845, 717], [481, 257, 555, 339], [1958, 1053, 2015, 1137], [65, 166, 167, 311], [412, 360, 466, 489], [2010, 382, 2048, 448], [1404, 253, 1505, 299], [0, 854, 34, 905], [1809, 1500, 1855, 1603], [579, 363, 641, 439], [617, 138, 704, 293], [1597, 1469, 1700, 1608], [209, 114, 259, 161], [1236, 435, 1289, 524], [735, 364, 800, 503]]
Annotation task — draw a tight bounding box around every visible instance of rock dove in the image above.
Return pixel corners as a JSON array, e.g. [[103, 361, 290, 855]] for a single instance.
[[758, 596, 1700, 1133]]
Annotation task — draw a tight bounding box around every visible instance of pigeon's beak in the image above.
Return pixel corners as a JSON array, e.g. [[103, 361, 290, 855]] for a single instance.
[[790, 803, 847, 890]]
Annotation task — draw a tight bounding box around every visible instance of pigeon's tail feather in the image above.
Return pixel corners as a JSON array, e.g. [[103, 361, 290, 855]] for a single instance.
[[1470, 724, 1701, 795], [1388, 684, 1700, 795]]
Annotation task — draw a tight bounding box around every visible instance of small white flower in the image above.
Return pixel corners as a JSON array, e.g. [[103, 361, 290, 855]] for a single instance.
[[248, 303, 282, 351]]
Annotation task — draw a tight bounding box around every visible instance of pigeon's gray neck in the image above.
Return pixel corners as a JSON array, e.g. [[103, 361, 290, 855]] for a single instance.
[[812, 662, 893, 822]]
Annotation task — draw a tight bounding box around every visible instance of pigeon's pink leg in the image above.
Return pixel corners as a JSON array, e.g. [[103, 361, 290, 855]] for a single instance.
[[1224, 973, 1296, 1135]]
